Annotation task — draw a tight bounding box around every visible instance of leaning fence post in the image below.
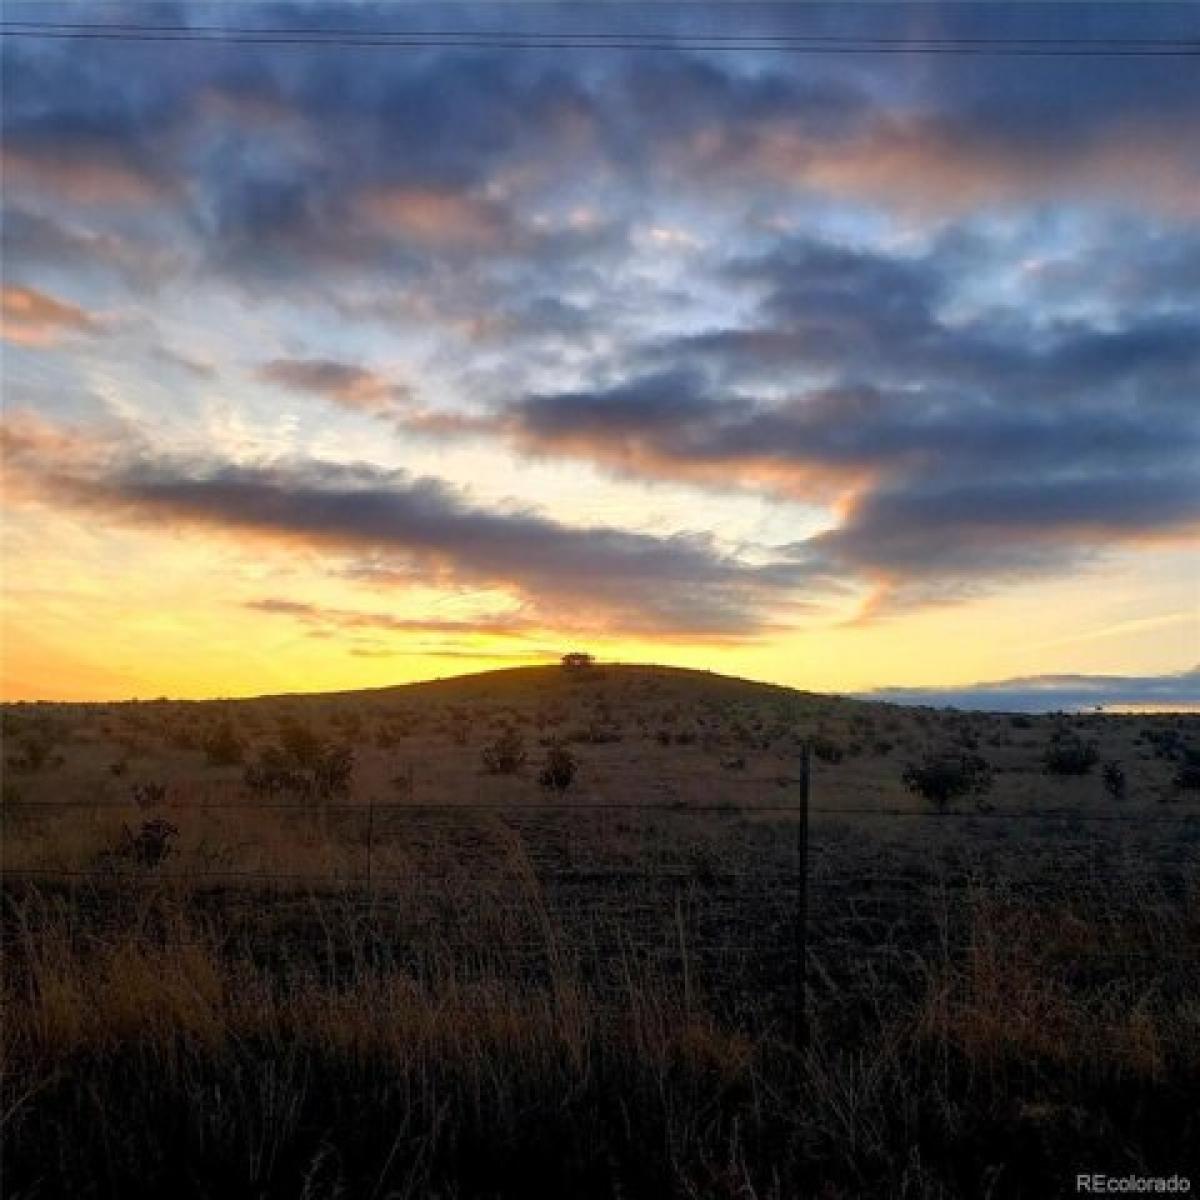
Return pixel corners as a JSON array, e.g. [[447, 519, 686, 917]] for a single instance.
[[793, 741, 811, 1049]]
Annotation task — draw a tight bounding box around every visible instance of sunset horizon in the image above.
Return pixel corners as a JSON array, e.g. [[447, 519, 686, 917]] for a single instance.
[[3, 4, 1198, 711], [3, 8, 1199, 1194]]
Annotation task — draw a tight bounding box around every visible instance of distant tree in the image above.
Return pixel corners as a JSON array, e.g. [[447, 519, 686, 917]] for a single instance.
[[902, 751, 993, 811], [561, 652, 595, 670]]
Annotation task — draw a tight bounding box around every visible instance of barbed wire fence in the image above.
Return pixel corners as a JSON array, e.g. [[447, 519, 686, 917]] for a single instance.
[[3, 746, 1198, 1046]]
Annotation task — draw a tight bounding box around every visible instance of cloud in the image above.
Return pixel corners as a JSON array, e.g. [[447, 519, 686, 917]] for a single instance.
[[356, 185, 513, 250], [3, 3, 1197, 633], [477, 224, 1200, 613], [866, 667, 1200, 713], [246, 597, 537, 638], [1, 284, 99, 346], [0, 46, 181, 206], [2, 413, 810, 637], [257, 358, 412, 416]]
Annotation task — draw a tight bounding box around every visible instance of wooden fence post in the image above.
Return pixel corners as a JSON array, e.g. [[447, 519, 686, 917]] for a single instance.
[[794, 741, 811, 1049], [365, 792, 375, 892]]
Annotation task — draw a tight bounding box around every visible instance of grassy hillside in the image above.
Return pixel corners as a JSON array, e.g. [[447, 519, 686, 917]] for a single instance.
[[3, 664, 1198, 1198]]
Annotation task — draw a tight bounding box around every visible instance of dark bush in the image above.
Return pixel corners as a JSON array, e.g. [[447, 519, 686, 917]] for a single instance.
[[202, 719, 244, 767], [131, 781, 168, 808], [313, 744, 354, 797], [482, 728, 526, 775], [1143, 727, 1185, 760], [244, 746, 308, 797], [1102, 761, 1127, 801], [1042, 732, 1099, 776], [902, 751, 993, 811], [244, 737, 354, 800], [538, 743, 578, 791], [811, 736, 844, 765], [278, 719, 326, 770], [117, 819, 179, 867], [1173, 749, 1200, 792], [6, 718, 63, 772]]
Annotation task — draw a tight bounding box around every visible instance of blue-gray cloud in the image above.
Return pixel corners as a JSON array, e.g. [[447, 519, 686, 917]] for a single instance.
[[3, 1, 1198, 626], [866, 667, 1200, 713], [2, 420, 811, 636]]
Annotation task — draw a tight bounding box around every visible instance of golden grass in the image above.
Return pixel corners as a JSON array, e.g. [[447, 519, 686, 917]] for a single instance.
[[2, 666, 1198, 1196]]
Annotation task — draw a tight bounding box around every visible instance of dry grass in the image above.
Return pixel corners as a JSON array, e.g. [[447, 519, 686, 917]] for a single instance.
[[2, 665, 1198, 1197]]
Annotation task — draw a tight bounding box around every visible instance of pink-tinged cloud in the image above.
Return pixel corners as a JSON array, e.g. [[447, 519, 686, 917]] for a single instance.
[[357, 185, 512, 249], [0, 412, 812, 638], [1, 148, 169, 208], [681, 113, 1200, 218], [257, 358, 412, 417], [1, 285, 99, 347]]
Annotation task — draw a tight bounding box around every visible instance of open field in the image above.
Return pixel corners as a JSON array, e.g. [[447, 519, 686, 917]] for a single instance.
[[3, 664, 1199, 1198]]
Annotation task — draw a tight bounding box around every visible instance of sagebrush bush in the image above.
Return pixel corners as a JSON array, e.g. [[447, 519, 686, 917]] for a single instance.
[[112, 818, 179, 867], [811, 735, 844, 765], [1173, 749, 1200, 792], [1102, 761, 1127, 801], [902, 751, 993, 811], [538, 742, 578, 790], [482, 728, 526, 775], [1042, 732, 1099, 776], [201, 719, 244, 766]]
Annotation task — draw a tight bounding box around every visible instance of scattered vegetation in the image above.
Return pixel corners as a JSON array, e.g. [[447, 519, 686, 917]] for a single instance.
[[538, 742, 578, 790], [1102, 760, 1127, 801], [1042, 731, 1100, 776], [201, 718, 245, 766], [2, 667, 1197, 1198], [113, 818, 179, 867], [482, 727, 527, 775], [902, 750, 994, 810]]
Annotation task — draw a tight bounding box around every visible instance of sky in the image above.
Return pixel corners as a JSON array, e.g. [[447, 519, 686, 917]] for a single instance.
[[1, 1, 1198, 706]]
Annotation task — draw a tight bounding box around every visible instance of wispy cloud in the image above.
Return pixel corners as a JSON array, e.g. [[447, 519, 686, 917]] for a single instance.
[[2, 284, 99, 347]]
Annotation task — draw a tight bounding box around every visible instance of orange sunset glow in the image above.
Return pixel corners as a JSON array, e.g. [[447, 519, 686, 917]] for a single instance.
[[1, 2, 1196, 711]]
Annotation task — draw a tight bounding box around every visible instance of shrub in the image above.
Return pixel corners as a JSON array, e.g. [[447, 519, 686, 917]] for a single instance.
[[1102, 761, 1127, 801], [1042, 732, 1099, 776], [481, 728, 526, 775], [244, 737, 354, 800], [1144, 727, 1185, 760], [567, 724, 623, 745], [278, 719, 325, 770], [244, 747, 308, 798], [131, 781, 168, 808], [116, 819, 179, 867], [6, 719, 62, 772], [313, 744, 354, 797], [538, 743, 578, 791], [902, 751, 993, 811], [202, 719, 244, 767], [811, 736, 844, 765], [1173, 749, 1200, 792]]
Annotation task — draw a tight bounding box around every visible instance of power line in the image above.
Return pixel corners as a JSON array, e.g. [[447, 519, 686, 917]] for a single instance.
[[1, 21, 1197, 55], [4, 20, 1197, 45]]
